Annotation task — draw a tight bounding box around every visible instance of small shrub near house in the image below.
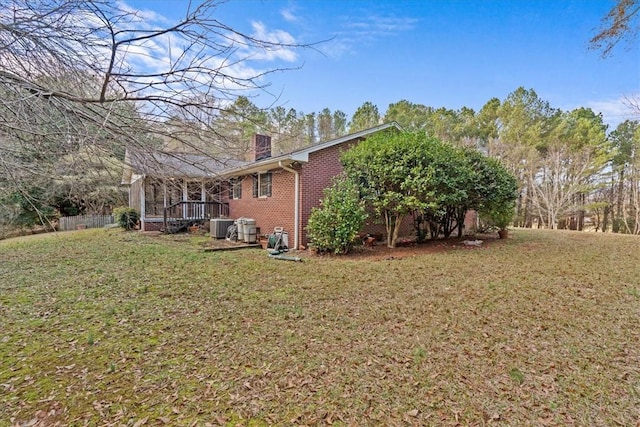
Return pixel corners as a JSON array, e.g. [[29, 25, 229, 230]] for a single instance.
[[113, 207, 139, 230], [306, 175, 367, 254]]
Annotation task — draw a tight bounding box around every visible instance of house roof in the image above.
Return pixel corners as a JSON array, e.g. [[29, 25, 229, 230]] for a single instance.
[[121, 122, 402, 183], [219, 121, 403, 176], [121, 149, 247, 184]]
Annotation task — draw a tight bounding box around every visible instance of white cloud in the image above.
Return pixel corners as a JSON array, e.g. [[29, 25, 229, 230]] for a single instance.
[[585, 95, 640, 130], [345, 15, 418, 35], [322, 13, 418, 59], [116, 0, 170, 25], [248, 21, 298, 62], [281, 7, 299, 23]]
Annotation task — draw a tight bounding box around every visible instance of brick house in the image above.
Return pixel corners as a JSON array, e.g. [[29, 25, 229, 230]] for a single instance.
[[123, 122, 422, 248], [221, 122, 408, 249]]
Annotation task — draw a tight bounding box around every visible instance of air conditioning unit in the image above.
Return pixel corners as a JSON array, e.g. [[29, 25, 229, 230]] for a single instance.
[[210, 218, 235, 239]]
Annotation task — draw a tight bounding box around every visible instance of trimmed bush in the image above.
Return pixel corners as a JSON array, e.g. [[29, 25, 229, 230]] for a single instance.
[[113, 207, 139, 230], [306, 175, 367, 254]]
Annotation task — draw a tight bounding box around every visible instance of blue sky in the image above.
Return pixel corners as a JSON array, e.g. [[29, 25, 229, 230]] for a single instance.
[[128, 0, 639, 129]]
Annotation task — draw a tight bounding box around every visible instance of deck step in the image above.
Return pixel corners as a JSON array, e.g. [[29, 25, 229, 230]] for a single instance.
[[203, 243, 261, 252]]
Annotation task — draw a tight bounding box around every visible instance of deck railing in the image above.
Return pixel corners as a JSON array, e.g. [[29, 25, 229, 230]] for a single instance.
[[163, 201, 230, 232]]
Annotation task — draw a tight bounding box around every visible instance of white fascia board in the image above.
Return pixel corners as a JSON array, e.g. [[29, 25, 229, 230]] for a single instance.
[[222, 157, 299, 177], [291, 152, 309, 162]]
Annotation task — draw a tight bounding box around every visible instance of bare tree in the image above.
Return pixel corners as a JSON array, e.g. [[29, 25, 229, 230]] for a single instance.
[[0, 0, 316, 226], [590, 0, 640, 57], [623, 93, 640, 118], [1, 0, 311, 120], [529, 145, 602, 229]]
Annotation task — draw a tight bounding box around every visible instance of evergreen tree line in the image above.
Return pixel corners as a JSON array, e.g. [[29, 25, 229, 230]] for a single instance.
[[2, 86, 639, 235], [381, 88, 639, 234], [207, 88, 639, 234], [3, 0, 638, 237]]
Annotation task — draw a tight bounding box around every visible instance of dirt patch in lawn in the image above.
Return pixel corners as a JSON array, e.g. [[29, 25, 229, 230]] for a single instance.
[[307, 233, 506, 261], [141, 229, 507, 260]]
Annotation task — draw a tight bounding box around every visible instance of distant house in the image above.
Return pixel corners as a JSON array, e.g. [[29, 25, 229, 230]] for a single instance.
[[122, 122, 414, 248]]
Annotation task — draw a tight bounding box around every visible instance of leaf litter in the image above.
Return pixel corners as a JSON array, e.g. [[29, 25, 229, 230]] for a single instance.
[[0, 228, 639, 425]]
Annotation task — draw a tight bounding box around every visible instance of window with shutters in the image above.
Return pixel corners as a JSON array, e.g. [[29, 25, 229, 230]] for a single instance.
[[252, 172, 272, 198], [228, 178, 242, 199]]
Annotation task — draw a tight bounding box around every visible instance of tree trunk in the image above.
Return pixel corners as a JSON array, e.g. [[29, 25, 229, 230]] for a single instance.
[[617, 170, 625, 218], [384, 211, 394, 248], [456, 208, 466, 238], [614, 170, 624, 233], [524, 185, 533, 228], [384, 211, 403, 248], [577, 193, 585, 231], [632, 174, 640, 234]]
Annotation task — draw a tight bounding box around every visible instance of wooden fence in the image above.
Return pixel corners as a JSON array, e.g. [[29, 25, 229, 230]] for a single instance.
[[59, 215, 115, 231]]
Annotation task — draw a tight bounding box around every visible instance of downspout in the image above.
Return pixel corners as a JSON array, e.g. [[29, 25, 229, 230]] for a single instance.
[[279, 161, 299, 250], [162, 179, 167, 233], [140, 174, 146, 231]]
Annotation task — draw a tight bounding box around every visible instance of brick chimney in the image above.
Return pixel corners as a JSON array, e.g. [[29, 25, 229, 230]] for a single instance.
[[252, 134, 271, 161]]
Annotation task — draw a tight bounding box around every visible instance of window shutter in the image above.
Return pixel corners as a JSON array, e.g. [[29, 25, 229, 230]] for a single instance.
[[252, 174, 258, 198], [265, 172, 272, 197]]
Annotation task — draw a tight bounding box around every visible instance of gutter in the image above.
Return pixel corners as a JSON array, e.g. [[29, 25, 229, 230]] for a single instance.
[[278, 161, 300, 250]]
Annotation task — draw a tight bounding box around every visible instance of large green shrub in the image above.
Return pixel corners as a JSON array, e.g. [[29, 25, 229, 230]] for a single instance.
[[306, 175, 367, 254], [113, 207, 139, 230], [482, 202, 516, 230], [341, 130, 518, 246]]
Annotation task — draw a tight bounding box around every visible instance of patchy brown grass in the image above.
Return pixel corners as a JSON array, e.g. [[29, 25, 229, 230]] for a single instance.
[[1, 228, 639, 426]]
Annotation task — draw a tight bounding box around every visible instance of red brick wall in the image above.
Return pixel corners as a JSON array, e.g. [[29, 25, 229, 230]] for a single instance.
[[225, 136, 424, 248], [464, 209, 478, 234], [299, 143, 354, 245], [225, 169, 297, 241], [299, 140, 414, 246], [141, 221, 163, 232]]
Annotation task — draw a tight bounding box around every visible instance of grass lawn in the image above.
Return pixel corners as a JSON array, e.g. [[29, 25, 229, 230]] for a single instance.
[[1, 228, 639, 426]]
